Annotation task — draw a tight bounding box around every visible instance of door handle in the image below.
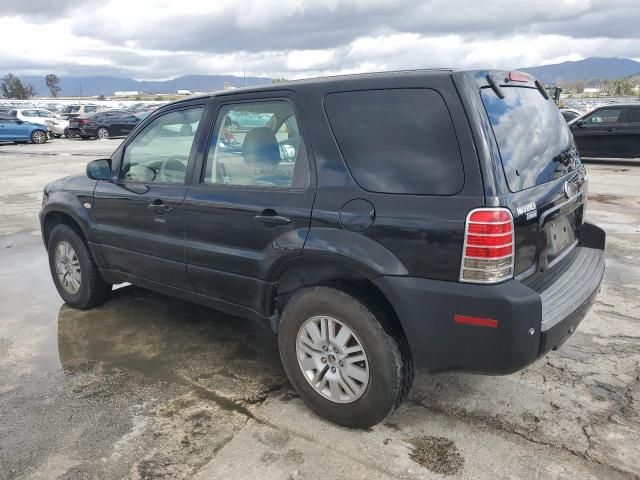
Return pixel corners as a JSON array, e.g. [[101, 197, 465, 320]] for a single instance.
[[607, 127, 616, 132], [147, 200, 174, 213], [254, 209, 291, 225]]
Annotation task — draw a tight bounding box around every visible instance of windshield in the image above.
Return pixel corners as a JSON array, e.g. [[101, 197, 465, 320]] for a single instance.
[[481, 87, 580, 192]]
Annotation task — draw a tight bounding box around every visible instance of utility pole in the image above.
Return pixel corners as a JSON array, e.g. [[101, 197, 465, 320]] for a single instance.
[[243, 69, 246, 87]]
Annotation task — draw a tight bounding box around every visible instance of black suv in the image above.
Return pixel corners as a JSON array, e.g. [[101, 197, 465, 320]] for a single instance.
[[40, 70, 605, 428]]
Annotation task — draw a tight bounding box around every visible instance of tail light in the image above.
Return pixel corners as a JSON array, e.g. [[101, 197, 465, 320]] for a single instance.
[[460, 208, 514, 284], [81, 118, 90, 125]]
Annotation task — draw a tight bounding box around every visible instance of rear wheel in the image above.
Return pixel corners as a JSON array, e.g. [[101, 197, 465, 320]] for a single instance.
[[97, 127, 110, 140], [47, 224, 112, 309], [278, 286, 412, 428], [31, 129, 47, 144], [63, 128, 69, 138]]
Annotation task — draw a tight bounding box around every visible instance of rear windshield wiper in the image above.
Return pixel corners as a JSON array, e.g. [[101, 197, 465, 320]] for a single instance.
[[486, 74, 505, 99], [535, 80, 550, 100]]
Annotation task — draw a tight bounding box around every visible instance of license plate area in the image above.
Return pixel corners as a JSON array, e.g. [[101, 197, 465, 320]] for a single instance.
[[541, 204, 581, 266]]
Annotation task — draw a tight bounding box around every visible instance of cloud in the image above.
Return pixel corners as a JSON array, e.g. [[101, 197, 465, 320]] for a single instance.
[[0, 0, 639, 80]]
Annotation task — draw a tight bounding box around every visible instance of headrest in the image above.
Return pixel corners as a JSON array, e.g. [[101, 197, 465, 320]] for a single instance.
[[242, 127, 280, 168]]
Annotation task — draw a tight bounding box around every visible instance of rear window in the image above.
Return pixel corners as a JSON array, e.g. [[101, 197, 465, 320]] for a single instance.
[[325, 89, 464, 195], [481, 87, 579, 192]]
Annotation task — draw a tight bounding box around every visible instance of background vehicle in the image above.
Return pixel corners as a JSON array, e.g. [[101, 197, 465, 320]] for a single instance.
[[67, 110, 140, 139], [9, 108, 58, 129], [0, 115, 48, 144], [227, 111, 272, 132], [41, 69, 605, 428], [570, 104, 640, 158], [48, 117, 70, 138], [560, 108, 584, 122], [60, 104, 101, 120]]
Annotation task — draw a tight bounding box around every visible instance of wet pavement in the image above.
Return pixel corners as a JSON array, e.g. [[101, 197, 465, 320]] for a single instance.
[[0, 139, 639, 479]]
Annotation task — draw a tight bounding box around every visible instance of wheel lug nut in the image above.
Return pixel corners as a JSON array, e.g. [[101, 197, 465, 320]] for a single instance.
[[321, 357, 327, 363], [334, 347, 338, 353], [330, 367, 336, 373], [339, 361, 343, 367], [322, 346, 328, 351]]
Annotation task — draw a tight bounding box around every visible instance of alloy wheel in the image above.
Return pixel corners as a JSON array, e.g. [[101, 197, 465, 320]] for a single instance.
[[97, 128, 109, 139], [32, 130, 46, 144], [54, 241, 81, 294], [296, 315, 370, 403]]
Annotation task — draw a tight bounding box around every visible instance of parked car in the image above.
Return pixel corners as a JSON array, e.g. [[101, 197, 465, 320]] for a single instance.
[[60, 104, 101, 120], [9, 108, 58, 129], [560, 108, 584, 122], [40, 69, 605, 428], [570, 104, 640, 158], [0, 114, 48, 143], [227, 110, 273, 132], [67, 110, 140, 139], [48, 117, 70, 138]]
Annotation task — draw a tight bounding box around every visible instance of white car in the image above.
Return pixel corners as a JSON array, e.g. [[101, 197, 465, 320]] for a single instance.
[[9, 108, 58, 129], [48, 117, 70, 138]]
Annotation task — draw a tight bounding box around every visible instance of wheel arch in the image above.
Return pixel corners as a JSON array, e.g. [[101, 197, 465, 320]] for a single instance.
[[41, 195, 94, 250], [267, 253, 413, 363]]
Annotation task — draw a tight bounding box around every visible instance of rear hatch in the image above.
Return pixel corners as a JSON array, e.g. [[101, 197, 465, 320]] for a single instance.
[[478, 73, 587, 279]]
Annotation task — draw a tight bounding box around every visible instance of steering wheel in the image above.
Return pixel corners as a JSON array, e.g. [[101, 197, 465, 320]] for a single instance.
[[159, 156, 187, 183]]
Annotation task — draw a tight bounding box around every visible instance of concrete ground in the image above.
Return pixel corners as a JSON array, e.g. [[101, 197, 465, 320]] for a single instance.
[[0, 138, 638, 480]]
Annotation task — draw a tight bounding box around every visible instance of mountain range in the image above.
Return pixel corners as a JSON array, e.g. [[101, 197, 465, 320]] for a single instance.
[[20, 74, 272, 97], [520, 57, 640, 85], [8, 57, 640, 97]]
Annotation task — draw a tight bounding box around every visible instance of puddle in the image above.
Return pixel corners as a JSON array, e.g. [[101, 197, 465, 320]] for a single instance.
[[407, 435, 464, 476]]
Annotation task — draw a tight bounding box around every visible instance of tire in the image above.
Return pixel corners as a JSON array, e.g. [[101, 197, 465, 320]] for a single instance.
[[47, 224, 112, 309], [278, 286, 412, 428], [51, 133, 61, 138], [31, 129, 48, 144], [96, 127, 110, 140], [63, 128, 69, 138]]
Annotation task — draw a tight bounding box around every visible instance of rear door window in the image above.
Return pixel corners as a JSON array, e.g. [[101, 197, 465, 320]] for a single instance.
[[481, 87, 579, 192], [324, 89, 464, 195]]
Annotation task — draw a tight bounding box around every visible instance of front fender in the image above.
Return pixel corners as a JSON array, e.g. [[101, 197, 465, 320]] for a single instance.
[[40, 190, 96, 246]]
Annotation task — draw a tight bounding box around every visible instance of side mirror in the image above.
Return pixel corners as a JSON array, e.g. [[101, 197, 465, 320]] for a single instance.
[[576, 120, 585, 128], [16, 120, 24, 125], [86, 159, 112, 181]]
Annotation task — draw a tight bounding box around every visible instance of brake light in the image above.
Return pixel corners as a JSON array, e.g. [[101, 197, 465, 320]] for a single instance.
[[460, 208, 514, 283], [508, 71, 529, 82]]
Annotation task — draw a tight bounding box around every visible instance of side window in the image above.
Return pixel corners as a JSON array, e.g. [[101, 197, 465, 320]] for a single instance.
[[584, 108, 623, 124], [203, 100, 308, 188], [120, 107, 203, 184], [625, 108, 640, 123], [324, 89, 464, 195], [85, 106, 97, 113]]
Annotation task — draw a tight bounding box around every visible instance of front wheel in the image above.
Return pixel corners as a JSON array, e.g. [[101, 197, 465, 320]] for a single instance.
[[47, 224, 112, 309], [278, 286, 413, 428], [31, 129, 48, 144]]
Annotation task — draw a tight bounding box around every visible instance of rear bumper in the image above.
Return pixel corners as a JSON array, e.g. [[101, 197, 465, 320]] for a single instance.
[[374, 224, 605, 374]]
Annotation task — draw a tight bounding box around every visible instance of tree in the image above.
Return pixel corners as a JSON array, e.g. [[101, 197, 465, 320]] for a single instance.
[[45, 74, 61, 97], [272, 77, 288, 84], [1, 73, 36, 99]]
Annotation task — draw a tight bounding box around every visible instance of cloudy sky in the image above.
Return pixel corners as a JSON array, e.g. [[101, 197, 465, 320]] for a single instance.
[[1, 0, 639, 80]]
